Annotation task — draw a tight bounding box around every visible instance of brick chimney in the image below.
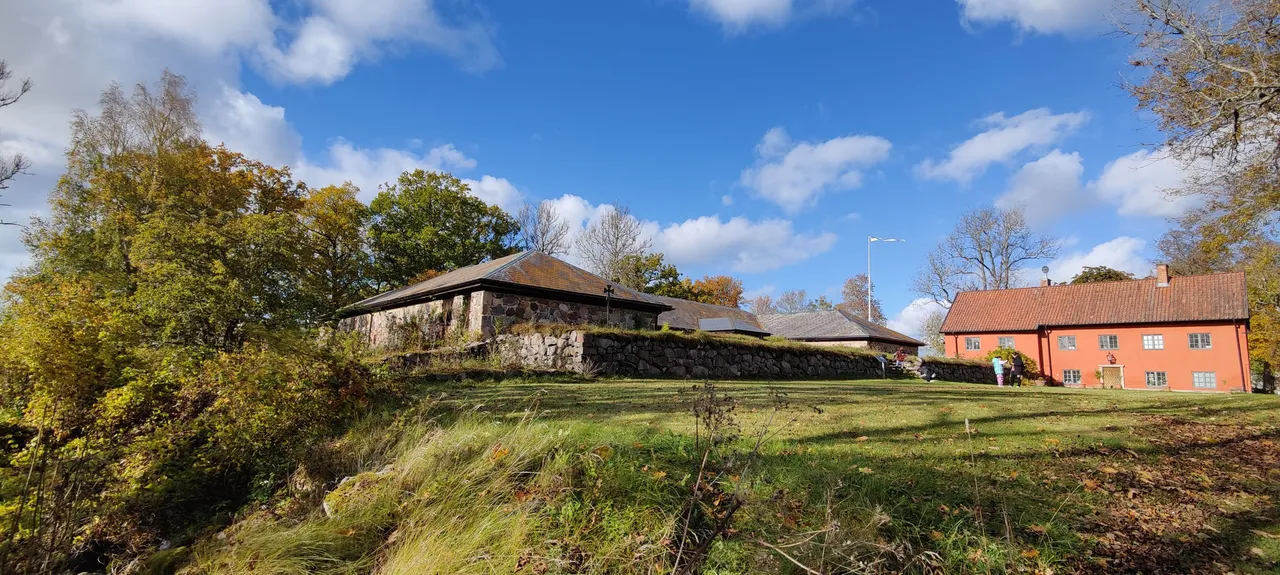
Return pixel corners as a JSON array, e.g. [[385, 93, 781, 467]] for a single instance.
[[1039, 278, 1052, 287], [1155, 263, 1170, 287]]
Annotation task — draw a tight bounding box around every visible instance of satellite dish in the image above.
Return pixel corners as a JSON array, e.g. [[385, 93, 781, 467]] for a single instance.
[[1041, 266, 1050, 275]]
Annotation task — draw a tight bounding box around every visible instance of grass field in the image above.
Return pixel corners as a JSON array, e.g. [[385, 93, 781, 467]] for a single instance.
[[194, 379, 1280, 575]]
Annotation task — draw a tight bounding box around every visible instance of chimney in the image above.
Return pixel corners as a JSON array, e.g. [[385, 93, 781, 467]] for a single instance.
[[1039, 278, 1052, 287], [1155, 264, 1170, 287]]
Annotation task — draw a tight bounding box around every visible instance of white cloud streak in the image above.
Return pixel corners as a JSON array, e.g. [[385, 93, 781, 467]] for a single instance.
[[915, 108, 1089, 184], [690, 0, 856, 32], [957, 0, 1115, 35]]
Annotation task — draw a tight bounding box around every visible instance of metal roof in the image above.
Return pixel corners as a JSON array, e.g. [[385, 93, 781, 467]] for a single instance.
[[697, 317, 772, 335]]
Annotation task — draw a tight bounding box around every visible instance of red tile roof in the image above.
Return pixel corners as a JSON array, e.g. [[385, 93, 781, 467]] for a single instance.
[[940, 272, 1249, 333]]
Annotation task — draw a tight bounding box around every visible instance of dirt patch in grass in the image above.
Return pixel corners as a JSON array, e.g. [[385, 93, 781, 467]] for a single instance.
[[1068, 414, 1280, 574]]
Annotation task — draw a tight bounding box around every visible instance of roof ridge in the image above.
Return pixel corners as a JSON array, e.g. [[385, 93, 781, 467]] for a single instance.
[[954, 270, 1248, 300]]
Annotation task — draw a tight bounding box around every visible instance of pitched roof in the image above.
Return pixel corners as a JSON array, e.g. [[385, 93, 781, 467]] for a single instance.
[[647, 294, 766, 332], [757, 309, 925, 346], [697, 318, 772, 335], [939, 272, 1249, 333], [337, 251, 668, 317]]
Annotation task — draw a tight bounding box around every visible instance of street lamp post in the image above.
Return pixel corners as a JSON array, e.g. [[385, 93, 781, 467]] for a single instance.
[[867, 236, 905, 321]]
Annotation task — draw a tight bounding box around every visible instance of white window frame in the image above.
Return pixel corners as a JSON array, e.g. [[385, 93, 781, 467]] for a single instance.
[[965, 337, 981, 351], [1142, 334, 1164, 350], [1062, 369, 1082, 386], [1145, 371, 1167, 387], [1189, 333, 1212, 350], [997, 336, 1015, 349], [1057, 336, 1076, 351], [1098, 334, 1119, 350], [1192, 371, 1216, 388]]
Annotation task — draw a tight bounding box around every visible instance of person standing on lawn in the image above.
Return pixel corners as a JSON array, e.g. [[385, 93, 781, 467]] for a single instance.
[[1011, 353, 1025, 387], [992, 355, 1006, 387]]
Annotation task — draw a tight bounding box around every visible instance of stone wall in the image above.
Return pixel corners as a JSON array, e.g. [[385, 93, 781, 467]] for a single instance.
[[477, 290, 659, 337], [498, 330, 892, 379], [918, 358, 998, 384]]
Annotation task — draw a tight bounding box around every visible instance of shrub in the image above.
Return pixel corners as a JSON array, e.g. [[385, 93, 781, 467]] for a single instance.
[[982, 348, 1039, 377]]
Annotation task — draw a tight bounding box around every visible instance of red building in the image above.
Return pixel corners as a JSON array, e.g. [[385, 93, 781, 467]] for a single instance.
[[940, 265, 1251, 393]]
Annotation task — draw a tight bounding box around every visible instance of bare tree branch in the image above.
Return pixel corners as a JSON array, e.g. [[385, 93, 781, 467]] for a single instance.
[[574, 204, 650, 280], [913, 206, 1058, 306], [0, 59, 33, 224], [517, 200, 570, 256]]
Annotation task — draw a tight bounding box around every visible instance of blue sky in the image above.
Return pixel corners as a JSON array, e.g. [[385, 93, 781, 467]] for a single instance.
[[0, 0, 1196, 337]]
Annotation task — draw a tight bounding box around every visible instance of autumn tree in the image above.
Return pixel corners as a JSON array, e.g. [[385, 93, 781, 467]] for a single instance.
[[912, 206, 1058, 306], [837, 273, 885, 324], [615, 252, 688, 297], [0, 71, 384, 572], [299, 183, 372, 322], [0, 59, 31, 223], [1121, 0, 1280, 371], [1125, 0, 1280, 167], [576, 204, 650, 281], [368, 170, 519, 289], [1070, 266, 1137, 284], [691, 275, 744, 308], [746, 294, 776, 314], [517, 200, 570, 256]]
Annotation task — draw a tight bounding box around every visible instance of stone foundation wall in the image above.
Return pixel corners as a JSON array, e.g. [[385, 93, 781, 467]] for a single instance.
[[498, 330, 892, 379], [919, 358, 998, 384], [340, 290, 660, 346]]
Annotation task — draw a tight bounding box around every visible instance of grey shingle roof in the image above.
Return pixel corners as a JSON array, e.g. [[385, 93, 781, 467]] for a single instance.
[[648, 294, 765, 332], [757, 309, 924, 346]]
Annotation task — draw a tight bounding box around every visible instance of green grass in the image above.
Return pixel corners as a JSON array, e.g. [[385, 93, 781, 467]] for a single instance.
[[190, 379, 1280, 575]]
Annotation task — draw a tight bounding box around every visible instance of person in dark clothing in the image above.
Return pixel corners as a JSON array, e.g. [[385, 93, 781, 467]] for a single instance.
[[1010, 354, 1025, 387]]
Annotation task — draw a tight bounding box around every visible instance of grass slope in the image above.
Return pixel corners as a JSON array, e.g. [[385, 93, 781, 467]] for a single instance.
[[191, 380, 1280, 575]]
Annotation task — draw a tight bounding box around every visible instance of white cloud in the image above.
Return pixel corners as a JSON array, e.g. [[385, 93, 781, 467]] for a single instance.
[[915, 108, 1089, 184], [957, 0, 1115, 35], [740, 127, 892, 213], [721, 194, 734, 206], [80, 0, 277, 54], [690, 0, 855, 31], [994, 149, 1090, 227], [1089, 148, 1203, 218], [0, 0, 501, 281], [1036, 236, 1150, 284], [654, 215, 839, 273], [542, 194, 836, 273], [888, 297, 947, 340], [259, 0, 500, 84], [462, 176, 524, 213]]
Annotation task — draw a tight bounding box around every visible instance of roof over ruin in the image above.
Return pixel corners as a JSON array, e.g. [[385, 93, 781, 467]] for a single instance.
[[336, 251, 670, 318]]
